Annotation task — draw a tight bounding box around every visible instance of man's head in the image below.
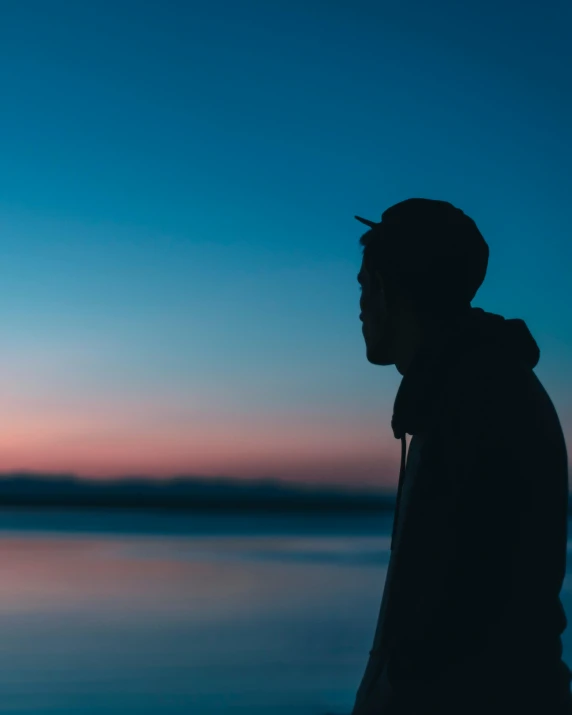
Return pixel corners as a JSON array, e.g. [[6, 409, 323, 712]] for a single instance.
[[357, 198, 489, 374]]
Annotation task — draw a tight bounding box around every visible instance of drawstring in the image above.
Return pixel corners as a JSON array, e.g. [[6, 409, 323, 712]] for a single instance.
[[390, 434, 408, 551]]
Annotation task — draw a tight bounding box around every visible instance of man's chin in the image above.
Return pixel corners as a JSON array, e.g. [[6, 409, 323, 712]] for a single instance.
[[365, 343, 395, 366]]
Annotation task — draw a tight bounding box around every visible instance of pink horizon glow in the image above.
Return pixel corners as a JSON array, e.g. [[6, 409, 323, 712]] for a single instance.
[[0, 401, 402, 486]]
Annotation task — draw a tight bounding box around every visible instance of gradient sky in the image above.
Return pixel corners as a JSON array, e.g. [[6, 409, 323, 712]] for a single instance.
[[0, 0, 570, 486]]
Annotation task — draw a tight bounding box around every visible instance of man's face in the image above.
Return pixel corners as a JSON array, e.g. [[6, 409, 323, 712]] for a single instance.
[[358, 259, 398, 366]]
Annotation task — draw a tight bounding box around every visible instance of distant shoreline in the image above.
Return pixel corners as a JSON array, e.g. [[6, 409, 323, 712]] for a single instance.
[[0, 497, 394, 513], [0, 473, 396, 513]]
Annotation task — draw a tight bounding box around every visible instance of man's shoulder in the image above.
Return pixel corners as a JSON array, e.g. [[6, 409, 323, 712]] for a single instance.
[[438, 347, 538, 429]]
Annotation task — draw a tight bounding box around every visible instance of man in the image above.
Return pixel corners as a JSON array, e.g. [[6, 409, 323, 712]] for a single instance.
[[351, 199, 572, 714]]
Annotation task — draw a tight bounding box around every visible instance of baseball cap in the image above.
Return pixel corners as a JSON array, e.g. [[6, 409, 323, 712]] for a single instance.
[[356, 198, 489, 307]]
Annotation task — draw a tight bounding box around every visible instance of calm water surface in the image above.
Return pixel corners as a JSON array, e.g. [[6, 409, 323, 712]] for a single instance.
[[0, 509, 571, 714]]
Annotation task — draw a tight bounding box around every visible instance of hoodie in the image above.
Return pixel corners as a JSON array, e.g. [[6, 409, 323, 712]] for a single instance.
[[353, 307, 571, 714]]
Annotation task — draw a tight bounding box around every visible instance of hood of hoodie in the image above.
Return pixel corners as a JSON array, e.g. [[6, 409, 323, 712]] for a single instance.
[[391, 306, 540, 440]]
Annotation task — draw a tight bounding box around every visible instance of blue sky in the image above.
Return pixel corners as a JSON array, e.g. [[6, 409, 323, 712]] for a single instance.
[[0, 0, 570, 485]]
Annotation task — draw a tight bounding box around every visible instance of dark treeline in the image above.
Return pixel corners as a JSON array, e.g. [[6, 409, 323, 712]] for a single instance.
[[0, 473, 397, 513]]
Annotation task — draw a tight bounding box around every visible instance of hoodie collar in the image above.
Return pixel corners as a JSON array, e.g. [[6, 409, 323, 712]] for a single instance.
[[391, 307, 540, 439]]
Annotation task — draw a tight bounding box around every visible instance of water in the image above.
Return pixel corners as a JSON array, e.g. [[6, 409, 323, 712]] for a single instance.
[[0, 509, 571, 714]]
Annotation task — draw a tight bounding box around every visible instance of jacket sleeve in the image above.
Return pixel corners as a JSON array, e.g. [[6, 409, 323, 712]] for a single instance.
[[385, 364, 523, 691]]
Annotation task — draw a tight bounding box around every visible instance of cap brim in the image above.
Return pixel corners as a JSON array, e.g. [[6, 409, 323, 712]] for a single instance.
[[354, 215, 379, 228]]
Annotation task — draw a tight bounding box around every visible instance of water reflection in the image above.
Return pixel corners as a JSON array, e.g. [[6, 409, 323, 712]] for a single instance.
[[0, 511, 570, 714]]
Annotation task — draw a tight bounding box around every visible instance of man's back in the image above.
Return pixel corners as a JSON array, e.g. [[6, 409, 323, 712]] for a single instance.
[[354, 308, 572, 714]]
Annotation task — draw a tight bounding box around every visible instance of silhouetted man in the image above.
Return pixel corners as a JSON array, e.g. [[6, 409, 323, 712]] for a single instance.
[[351, 199, 572, 714]]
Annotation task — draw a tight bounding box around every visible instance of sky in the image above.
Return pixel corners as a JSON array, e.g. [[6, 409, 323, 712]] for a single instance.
[[0, 0, 570, 487]]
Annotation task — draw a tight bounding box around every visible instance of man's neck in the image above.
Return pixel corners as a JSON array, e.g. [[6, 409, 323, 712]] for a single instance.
[[395, 305, 472, 376]]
